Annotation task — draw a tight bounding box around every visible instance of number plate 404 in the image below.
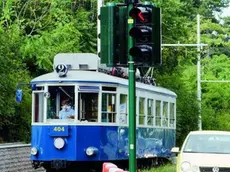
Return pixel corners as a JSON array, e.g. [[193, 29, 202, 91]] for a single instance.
[[49, 126, 69, 137], [53, 127, 65, 132]]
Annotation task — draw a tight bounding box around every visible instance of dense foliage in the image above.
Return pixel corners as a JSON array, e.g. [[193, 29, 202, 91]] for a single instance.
[[0, 0, 230, 146]]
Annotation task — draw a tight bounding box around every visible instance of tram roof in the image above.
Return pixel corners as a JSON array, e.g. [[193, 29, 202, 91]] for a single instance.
[[31, 70, 177, 97]]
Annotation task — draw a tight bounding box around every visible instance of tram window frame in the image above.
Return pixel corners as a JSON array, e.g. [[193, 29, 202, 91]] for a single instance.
[[170, 103, 175, 127], [162, 101, 169, 127], [119, 94, 128, 125], [78, 92, 99, 122], [147, 99, 154, 126], [102, 86, 116, 92], [32, 91, 44, 123], [46, 85, 75, 120], [101, 90, 117, 123], [138, 97, 145, 125], [155, 100, 161, 127]]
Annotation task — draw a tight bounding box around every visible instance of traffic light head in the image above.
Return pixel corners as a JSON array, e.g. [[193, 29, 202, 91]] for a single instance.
[[100, 3, 128, 67], [128, 3, 162, 67]]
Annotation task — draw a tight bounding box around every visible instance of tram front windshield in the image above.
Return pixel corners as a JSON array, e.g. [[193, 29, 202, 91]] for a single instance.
[[47, 86, 75, 120]]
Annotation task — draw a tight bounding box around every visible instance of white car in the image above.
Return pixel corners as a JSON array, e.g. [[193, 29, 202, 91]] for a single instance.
[[171, 130, 230, 172]]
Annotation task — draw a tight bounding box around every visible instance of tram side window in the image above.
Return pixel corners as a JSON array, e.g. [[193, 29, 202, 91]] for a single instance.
[[139, 97, 145, 125], [119, 94, 127, 124], [47, 86, 75, 119], [35, 86, 44, 90], [102, 93, 116, 123], [170, 103, 175, 127], [79, 93, 98, 122], [155, 100, 161, 126], [147, 99, 154, 126], [34, 92, 44, 122], [163, 102, 168, 127]]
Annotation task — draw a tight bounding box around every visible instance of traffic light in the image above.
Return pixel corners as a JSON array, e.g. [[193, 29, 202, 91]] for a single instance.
[[128, 2, 162, 67], [100, 3, 128, 67]]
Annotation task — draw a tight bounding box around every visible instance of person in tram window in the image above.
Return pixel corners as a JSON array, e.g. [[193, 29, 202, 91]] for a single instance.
[[58, 99, 75, 119]]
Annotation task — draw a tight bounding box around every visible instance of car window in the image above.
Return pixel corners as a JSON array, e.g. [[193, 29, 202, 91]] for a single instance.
[[183, 134, 230, 154]]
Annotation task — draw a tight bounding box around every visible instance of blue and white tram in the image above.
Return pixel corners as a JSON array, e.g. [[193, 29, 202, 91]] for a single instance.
[[27, 53, 176, 171]]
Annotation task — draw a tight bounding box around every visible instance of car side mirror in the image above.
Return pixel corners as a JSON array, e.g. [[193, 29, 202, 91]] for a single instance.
[[171, 147, 180, 153]]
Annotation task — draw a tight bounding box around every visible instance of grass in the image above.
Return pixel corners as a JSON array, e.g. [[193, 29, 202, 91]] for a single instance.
[[140, 163, 176, 172]]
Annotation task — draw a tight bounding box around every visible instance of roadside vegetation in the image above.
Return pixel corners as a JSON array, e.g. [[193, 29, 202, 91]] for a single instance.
[[141, 163, 176, 172]]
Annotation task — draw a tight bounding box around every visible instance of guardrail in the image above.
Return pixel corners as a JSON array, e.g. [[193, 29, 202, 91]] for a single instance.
[[0, 142, 31, 149], [0, 143, 44, 172]]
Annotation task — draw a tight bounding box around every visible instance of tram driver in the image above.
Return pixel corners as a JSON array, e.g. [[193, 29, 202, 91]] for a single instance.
[[58, 99, 75, 119]]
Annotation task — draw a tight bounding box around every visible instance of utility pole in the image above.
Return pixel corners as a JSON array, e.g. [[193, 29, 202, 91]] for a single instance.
[[197, 14, 202, 131]]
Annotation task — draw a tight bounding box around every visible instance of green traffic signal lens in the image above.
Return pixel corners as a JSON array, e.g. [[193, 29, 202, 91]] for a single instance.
[[129, 45, 152, 58]]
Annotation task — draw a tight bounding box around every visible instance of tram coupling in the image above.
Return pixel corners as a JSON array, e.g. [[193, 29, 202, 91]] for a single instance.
[[51, 160, 67, 169]]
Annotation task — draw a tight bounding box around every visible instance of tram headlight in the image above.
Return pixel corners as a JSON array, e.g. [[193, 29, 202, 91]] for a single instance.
[[31, 147, 38, 155], [86, 147, 98, 156], [54, 137, 65, 149]]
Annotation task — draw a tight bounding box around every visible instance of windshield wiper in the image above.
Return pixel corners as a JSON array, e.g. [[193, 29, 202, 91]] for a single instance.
[[183, 151, 230, 154], [183, 151, 200, 153], [208, 152, 230, 154]]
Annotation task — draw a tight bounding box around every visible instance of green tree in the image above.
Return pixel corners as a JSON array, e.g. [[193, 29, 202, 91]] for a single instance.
[[0, 24, 31, 142]]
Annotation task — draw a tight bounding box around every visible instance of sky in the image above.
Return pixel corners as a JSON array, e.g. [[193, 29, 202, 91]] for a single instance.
[[221, 4, 230, 17]]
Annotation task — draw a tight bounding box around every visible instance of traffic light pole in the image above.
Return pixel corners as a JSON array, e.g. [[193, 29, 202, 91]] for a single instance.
[[127, 3, 137, 172]]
